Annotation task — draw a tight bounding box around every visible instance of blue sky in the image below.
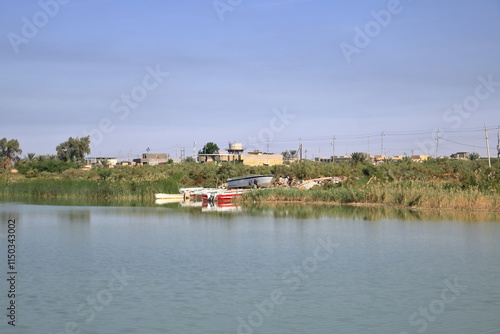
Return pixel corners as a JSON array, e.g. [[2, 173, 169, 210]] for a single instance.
[[1, 0, 500, 160]]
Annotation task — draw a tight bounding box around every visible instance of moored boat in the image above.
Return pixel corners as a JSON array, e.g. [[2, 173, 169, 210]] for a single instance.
[[155, 193, 185, 200], [227, 175, 274, 189], [179, 187, 205, 194], [216, 190, 244, 202]]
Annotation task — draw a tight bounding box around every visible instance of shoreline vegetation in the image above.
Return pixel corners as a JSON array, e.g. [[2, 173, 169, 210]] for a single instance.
[[1, 158, 499, 212]]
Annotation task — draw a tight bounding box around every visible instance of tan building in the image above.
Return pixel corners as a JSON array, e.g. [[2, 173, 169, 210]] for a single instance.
[[241, 151, 283, 166], [134, 153, 169, 165], [85, 157, 118, 167], [411, 155, 431, 162], [315, 157, 334, 163], [198, 148, 283, 166], [332, 156, 353, 163], [451, 152, 470, 160]]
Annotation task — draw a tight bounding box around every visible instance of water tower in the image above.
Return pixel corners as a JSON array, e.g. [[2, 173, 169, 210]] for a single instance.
[[227, 142, 244, 163], [227, 142, 244, 154]]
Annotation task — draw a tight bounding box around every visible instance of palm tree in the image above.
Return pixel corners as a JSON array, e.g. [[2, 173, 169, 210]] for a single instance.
[[469, 152, 480, 161], [0, 138, 22, 169], [25, 153, 36, 162], [350, 152, 367, 164]]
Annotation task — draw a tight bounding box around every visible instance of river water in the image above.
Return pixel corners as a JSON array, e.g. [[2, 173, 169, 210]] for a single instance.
[[0, 200, 499, 334]]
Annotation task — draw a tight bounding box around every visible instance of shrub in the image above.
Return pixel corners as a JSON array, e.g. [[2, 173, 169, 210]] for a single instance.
[[97, 168, 113, 180], [61, 168, 88, 179], [16, 159, 77, 174]]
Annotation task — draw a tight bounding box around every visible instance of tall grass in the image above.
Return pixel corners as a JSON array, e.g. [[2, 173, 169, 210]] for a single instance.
[[0, 177, 179, 199], [242, 181, 500, 211], [2, 158, 499, 211]]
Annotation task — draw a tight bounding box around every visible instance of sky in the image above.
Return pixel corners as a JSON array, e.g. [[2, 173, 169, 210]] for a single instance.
[[1, 0, 500, 160]]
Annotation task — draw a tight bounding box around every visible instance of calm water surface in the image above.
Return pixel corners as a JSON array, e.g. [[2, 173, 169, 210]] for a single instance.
[[0, 201, 499, 334]]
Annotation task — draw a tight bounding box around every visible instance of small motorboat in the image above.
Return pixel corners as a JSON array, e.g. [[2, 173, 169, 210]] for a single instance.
[[227, 175, 274, 189]]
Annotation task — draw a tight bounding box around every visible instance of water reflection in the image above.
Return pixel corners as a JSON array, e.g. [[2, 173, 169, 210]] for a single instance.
[[2, 196, 499, 223], [57, 210, 91, 224], [201, 202, 242, 213], [242, 203, 500, 223], [1, 195, 154, 208]]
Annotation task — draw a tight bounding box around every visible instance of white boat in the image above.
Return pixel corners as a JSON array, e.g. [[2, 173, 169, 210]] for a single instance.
[[155, 198, 184, 205], [227, 175, 274, 189], [202, 202, 243, 212], [155, 193, 185, 200], [179, 187, 205, 194]]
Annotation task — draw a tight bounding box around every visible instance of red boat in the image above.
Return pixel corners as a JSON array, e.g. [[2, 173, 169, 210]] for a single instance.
[[201, 190, 244, 203]]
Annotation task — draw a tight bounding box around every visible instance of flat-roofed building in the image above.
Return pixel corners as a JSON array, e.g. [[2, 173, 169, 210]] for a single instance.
[[85, 157, 118, 167], [133, 153, 169, 165]]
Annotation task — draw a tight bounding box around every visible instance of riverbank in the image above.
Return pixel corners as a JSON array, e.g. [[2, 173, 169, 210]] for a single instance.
[[0, 177, 179, 200], [240, 182, 500, 212], [1, 158, 499, 212], [1, 176, 499, 212]]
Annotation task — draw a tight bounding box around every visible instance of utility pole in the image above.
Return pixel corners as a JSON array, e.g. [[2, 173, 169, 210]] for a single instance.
[[497, 125, 500, 158], [193, 142, 196, 160], [331, 136, 336, 163], [381, 132, 385, 156], [266, 138, 270, 165], [485, 124, 491, 167], [435, 129, 440, 158], [298, 138, 303, 160]]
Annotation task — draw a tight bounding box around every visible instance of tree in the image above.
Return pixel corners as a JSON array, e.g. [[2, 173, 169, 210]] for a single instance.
[[469, 152, 480, 161], [199, 142, 219, 155], [401, 156, 412, 163], [36, 155, 56, 162], [282, 150, 297, 159], [16, 159, 76, 175], [25, 153, 36, 162], [56, 136, 90, 164], [0, 138, 22, 169], [350, 152, 367, 164], [99, 158, 110, 167]]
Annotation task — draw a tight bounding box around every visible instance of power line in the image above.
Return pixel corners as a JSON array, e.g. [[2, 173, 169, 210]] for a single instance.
[[438, 136, 497, 150]]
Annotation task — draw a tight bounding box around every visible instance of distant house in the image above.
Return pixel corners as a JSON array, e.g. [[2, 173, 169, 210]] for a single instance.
[[133, 153, 169, 165], [241, 151, 283, 166], [85, 157, 118, 167], [452, 152, 470, 160], [332, 156, 353, 163], [315, 157, 333, 163], [411, 155, 431, 162], [374, 155, 386, 163], [198, 143, 283, 166]]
